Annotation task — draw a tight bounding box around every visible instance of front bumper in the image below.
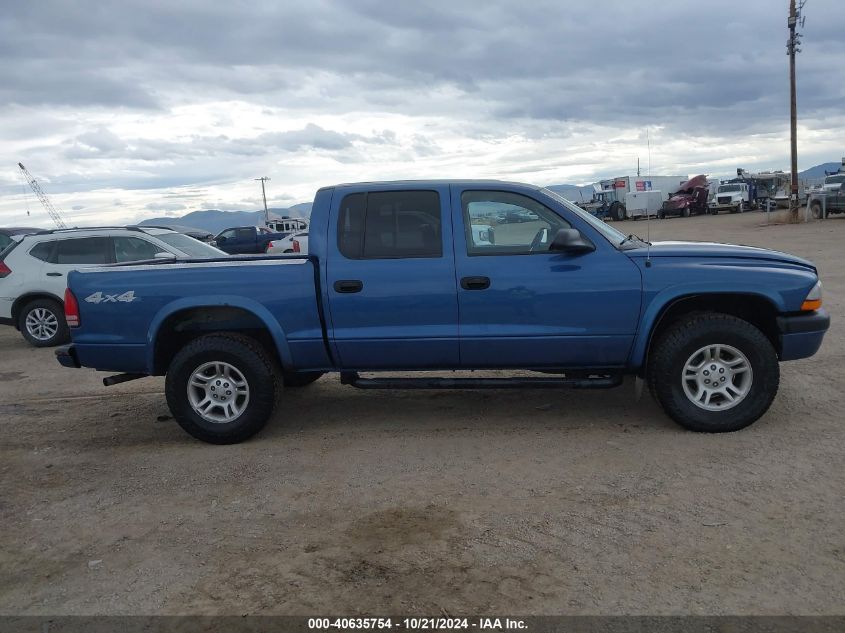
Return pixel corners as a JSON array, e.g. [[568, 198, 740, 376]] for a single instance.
[[777, 309, 830, 361], [55, 345, 81, 369]]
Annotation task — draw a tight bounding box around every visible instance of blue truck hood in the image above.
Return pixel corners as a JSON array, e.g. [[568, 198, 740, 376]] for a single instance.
[[626, 241, 816, 271]]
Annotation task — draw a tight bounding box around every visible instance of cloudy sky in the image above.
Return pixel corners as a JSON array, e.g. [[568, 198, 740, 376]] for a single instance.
[[1, 0, 842, 227]]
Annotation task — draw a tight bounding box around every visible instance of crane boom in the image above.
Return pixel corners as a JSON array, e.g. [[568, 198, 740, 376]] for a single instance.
[[17, 162, 68, 229]]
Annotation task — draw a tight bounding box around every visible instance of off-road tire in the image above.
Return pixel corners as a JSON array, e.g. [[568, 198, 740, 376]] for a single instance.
[[18, 298, 70, 347], [165, 333, 278, 444], [682, 207, 691, 218], [648, 312, 779, 432], [283, 371, 324, 387], [810, 202, 823, 219], [657, 210, 665, 220]]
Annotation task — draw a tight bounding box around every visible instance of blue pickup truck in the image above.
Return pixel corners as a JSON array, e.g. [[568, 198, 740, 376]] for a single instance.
[[56, 181, 829, 444]]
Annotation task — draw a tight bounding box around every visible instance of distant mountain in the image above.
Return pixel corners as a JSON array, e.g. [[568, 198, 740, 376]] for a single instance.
[[140, 203, 312, 235], [799, 162, 843, 179]]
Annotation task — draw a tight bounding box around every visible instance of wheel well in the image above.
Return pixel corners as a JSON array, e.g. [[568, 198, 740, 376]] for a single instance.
[[12, 293, 64, 324], [647, 294, 780, 360], [152, 306, 281, 375]]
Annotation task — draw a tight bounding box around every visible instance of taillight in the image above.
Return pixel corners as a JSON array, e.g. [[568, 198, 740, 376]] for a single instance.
[[265, 241, 274, 252], [292, 239, 300, 253], [64, 288, 80, 328], [0, 261, 11, 278]]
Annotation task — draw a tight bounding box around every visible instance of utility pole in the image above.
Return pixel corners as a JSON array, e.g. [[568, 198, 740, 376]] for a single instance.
[[787, 0, 804, 220], [255, 176, 270, 226]]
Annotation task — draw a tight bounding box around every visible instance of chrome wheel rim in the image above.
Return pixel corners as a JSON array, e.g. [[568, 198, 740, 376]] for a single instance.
[[682, 344, 753, 411], [187, 361, 250, 424], [25, 307, 59, 341]]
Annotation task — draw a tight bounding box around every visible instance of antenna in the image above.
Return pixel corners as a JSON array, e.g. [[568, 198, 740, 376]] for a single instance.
[[645, 129, 652, 267]]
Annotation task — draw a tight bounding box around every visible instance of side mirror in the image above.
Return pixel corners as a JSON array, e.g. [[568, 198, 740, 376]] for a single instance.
[[549, 228, 595, 254], [154, 252, 177, 260]]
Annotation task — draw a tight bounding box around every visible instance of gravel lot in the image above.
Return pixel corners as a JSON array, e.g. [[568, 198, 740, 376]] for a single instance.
[[1, 211, 843, 615]]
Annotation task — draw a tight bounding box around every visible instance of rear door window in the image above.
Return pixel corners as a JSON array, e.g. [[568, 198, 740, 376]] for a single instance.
[[338, 191, 442, 259], [54, 238, 110, 264]]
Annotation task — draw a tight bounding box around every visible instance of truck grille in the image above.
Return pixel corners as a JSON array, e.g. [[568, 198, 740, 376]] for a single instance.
[[717, 196, 732, 205]]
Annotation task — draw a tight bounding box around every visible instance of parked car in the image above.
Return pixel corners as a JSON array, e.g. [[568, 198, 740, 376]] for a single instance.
[[212, 226, 289, 254], [0, 226, 226, 347], [0, 227, 41, 252], [266, 230, 309, 254], [809, 182, 845, 219], [58, 181, 828, 444]]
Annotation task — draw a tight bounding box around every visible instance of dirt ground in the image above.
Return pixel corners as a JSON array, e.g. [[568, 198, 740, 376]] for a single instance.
[[1, 211, 843, 616]]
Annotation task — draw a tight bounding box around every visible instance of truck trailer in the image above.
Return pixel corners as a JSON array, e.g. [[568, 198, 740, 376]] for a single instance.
[[595, 175, 688, 220]]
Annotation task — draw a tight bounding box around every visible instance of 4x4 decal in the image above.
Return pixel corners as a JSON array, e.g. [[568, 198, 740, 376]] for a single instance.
[[84, 291, 137, 304]]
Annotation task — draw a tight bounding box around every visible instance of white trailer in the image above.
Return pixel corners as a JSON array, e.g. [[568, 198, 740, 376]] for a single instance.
[[624, 190, 665, 219], [596, 175, 688, 220]]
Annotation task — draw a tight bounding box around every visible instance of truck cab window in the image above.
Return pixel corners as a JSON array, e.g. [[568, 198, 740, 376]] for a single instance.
[[462, 191, 569, 256], [338, 191, 441, 259]]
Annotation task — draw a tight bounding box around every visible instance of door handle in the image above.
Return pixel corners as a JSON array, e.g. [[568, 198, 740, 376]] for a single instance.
[[460, 276, 490, 290], [46, 272, 63, 277], [334, 279, 363, 293]]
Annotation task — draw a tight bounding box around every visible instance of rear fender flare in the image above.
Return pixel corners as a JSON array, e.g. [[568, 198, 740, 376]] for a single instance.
[[628, 284, 785, 370], [146, 295, 293, 372]]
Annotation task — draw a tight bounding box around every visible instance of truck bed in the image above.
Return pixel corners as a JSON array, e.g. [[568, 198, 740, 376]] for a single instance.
[[67, 256, 329, 374]]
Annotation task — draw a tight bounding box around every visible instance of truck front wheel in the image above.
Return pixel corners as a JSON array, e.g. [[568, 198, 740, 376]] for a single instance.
[[165, 333, 278, 444], [648, 312, 779, 432]]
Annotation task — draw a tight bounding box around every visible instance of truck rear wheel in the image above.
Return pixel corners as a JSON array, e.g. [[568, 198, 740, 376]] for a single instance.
[[810, 202, 823, 219], [165, 333, 278, 444], [648, 312, 779, 432]]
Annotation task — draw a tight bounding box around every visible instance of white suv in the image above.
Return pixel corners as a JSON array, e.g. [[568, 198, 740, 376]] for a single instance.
[[0, 226, 226, 347]]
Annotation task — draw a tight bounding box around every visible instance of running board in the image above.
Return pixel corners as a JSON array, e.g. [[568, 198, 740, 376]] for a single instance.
[[340, 372, 623, 390], [103, 373, 147, 386]]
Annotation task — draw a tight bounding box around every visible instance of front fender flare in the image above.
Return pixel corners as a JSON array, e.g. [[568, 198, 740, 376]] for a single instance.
[[628, 284, 785, 370]]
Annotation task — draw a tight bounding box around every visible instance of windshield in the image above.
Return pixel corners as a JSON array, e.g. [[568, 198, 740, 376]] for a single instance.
[[156, 233, 227, 258], [825, 175, 845, 185], [718, 185, 741, 193], [540, 188, 627, 246]]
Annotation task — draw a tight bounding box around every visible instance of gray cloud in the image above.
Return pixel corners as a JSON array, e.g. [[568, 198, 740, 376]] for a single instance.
[[1, 0, 842, 222]]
